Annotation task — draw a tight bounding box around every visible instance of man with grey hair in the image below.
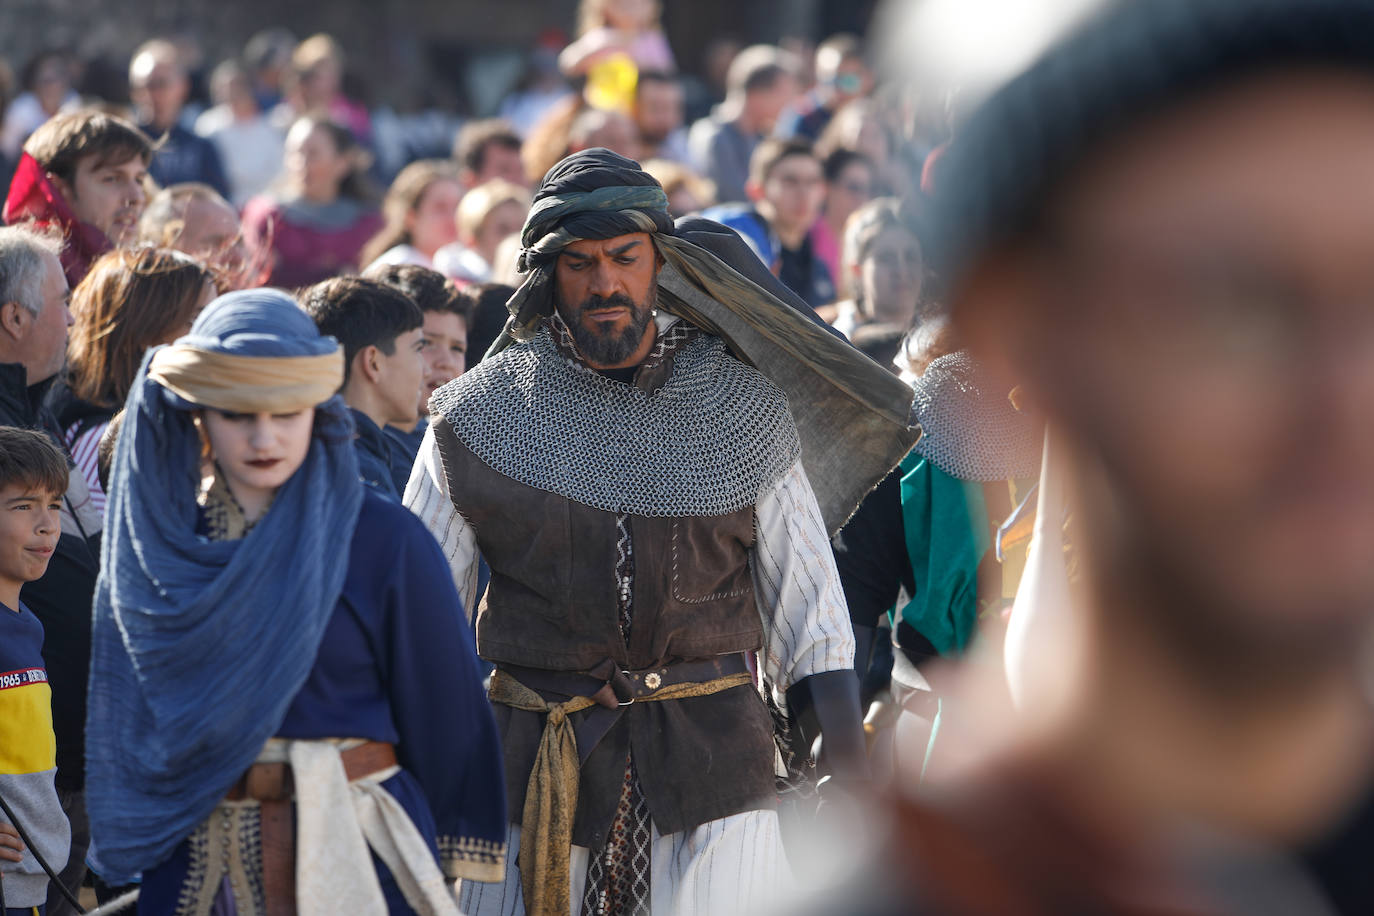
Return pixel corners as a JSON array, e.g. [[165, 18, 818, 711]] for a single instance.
[[0, 224, 99, 916], [139, 182, 251, 288], [688, 44, 801, 204], [0, 227, 69, 394]]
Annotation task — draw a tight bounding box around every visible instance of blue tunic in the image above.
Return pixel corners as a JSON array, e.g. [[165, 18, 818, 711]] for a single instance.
[[137, 491, 505, 914], [385, 420, 427, 496], [351, 408, 406, 500]]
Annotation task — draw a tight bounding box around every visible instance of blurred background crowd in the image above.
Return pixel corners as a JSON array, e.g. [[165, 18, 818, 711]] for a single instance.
[[0, 0, 943, 357]]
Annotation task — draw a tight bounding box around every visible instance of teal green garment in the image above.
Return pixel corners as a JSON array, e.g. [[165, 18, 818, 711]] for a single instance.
[[893, 450, 990, 656]]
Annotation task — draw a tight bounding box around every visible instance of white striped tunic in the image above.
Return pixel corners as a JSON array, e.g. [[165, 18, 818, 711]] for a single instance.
[[405, 432, 855, 915]]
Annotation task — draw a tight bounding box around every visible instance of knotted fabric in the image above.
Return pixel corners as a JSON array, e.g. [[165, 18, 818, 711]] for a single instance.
[[488, 668, 753, 916], [149, 347, 343, 414], [493, 148, 920, 534], [85, 289, 363, 883], [282, 739, 461, 916]]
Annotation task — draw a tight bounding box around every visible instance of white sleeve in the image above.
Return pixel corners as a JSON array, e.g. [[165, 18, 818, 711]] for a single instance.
[[403, 425, 482, 620], [750, 459, 856, 710]]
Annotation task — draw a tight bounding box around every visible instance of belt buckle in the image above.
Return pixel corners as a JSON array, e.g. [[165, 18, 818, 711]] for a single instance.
[[617, 670, 636, 706]]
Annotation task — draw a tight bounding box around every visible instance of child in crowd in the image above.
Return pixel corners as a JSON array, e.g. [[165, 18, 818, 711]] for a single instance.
[[300, 276, 425, 500], [433, 179, 529, 285], [558, 0, 675, 80], [0, 427, 72, 916], [362, 262, 471, 482]]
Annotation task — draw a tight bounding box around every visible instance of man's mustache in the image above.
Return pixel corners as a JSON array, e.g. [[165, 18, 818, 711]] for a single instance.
[[576, 293, 639, 315]]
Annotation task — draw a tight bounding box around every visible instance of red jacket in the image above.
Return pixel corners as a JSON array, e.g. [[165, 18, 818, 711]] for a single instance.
[[3, 152, 113, 287]]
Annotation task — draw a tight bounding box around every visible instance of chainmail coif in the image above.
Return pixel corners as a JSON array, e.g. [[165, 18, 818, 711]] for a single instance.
[[430, 327, 801, 517], [911, 350, 1041, 483]]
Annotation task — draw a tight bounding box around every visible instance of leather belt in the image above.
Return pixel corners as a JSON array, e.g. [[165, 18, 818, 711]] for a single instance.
[[224, 740, 396, 801], [222, 740, 397, 916]]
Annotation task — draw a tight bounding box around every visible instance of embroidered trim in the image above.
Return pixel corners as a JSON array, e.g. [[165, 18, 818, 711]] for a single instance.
[[174, 819, 212, 916], [439, 835, 508, 884], [238, 803, 266, 914]]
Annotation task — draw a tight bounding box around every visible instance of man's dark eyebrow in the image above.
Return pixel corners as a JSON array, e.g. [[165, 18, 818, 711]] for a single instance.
[[562, 240, 643, 261]]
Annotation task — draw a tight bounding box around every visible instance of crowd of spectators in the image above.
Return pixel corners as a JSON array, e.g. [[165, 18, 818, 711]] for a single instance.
[[0, 7, 942, 354]]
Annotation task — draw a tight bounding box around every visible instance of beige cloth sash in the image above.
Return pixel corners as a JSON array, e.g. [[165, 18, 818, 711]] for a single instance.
[[149, 346, 343, 413], [488, 669, 753, 916], [252, 738, 461, 916]]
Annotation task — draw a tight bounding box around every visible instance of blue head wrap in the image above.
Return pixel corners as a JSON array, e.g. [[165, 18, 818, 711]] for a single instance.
[[85, 289, 363, 882]]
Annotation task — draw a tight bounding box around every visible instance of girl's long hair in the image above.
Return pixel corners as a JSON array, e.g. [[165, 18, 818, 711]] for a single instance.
[[67, 247, 216, 408], [358, 159, 458, 267]]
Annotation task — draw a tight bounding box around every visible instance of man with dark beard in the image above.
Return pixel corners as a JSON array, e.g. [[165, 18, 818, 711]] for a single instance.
[[405, 148, 918, 915]]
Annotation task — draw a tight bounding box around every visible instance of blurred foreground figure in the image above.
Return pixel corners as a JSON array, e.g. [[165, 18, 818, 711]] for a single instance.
[[863, 2, 1374, 915], [406, 148, 918, 915]]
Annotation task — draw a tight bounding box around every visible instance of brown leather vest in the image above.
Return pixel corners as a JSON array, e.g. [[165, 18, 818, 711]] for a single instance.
[[434, 423, 763, 671]]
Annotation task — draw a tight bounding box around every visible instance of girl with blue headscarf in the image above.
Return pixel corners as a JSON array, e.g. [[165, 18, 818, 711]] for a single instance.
[[85, 289, 506, 915]]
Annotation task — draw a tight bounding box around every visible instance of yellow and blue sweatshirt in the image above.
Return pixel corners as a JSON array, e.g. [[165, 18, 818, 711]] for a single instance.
[[0, 602, 69, 908]]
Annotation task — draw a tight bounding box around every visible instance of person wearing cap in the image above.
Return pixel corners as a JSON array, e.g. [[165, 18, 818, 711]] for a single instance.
[[868, 0, 1374, 912], [405, 147, 918, 915], [83, 289, 506, 914]]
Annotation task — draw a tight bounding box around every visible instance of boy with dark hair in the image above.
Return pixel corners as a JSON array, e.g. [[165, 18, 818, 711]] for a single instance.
[[0, 225, 98, 916], [706, 138, 835, 309], [0, 426, 72, 915], [299, 276, 425, 499], [362, 262, 471, 487], [452, 119, 527, 190], [3, 110, 153, 286]]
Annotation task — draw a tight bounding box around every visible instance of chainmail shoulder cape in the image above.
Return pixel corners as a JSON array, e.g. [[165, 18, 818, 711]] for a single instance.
[[431, 327, 802, 517], [911, 350, 1041, 482]]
